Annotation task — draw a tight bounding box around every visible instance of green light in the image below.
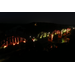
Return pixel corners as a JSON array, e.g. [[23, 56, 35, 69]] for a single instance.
[[34, 38, 38, 41], [55, 33, 57, 35], [63, 29, 67, 32], [62, 39, 65, 43], [40, 36, 42, 39], [43, 33, 46, 38], [47, 34, 49, 37]]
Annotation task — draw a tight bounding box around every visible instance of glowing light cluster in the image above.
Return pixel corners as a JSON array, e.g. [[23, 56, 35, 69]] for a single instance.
[[13, 43, 15, 46], [55, 33, 57, 35], [33, 39, 35, 42], [29, 36, 31, 38], [73, 27, 75, 29], [32, 38, 38, 42], [47, 34, 49, 37], [3, 45, 7, 48], [56, 30, 61, 34], [34, 23, 37, 26], [48, 32, 50, 34], [51, 34, 54, 41], [17, 42, 19, 44], [23, 41, 26, 43], [63, 29, 67, 33], [0, 27, 71, 48], [40, 36, 42, 39], [43, 33, 47, 38]]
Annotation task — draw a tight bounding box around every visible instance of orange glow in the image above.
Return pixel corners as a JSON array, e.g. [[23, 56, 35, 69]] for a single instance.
[[56, 30, 61, 34], [51, 46, 52, 48], [13, 43, 15, 45], [34, 23, 37, 26], [23, 41, 26, 43], [32, 39, 34, 41], [58, 35, 62, 39], [51, 34, 53, 41], [17, 42, 19, 44], [48, 38, 52, 42], [67, 28, 71, 32], [56, 46, 58, 48]]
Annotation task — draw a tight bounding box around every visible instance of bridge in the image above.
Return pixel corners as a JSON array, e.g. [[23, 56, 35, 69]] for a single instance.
[[0, 27, 72, 49], [0, 36, 26, 49]]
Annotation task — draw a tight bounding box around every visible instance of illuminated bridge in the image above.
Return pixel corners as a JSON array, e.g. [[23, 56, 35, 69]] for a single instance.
[[0, 27, 73, 49], [0, 36, 26, 49], [37, 28, 72, 44]]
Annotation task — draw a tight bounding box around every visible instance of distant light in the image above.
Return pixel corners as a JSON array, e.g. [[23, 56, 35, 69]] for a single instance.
[[48, 32, 50, 34], [40, 36, 42, 39], [35, 39, 38, 41], [3, 45, 7, 48], [23, 41, 26, 43], [56, 30, 61, 34], [73, 28, 75, 29], [55, 33, 57, 35], [33, 39, 35, 42], [67, 28, 71, 31], [34, 38, 38, 41], [29, 36, 31, 38], [47, 34, 49, 37], [34, 23, 37, 26], [63, 29, 67, 32], [17, 42, 19, 44], [13, 43, 15, 45]]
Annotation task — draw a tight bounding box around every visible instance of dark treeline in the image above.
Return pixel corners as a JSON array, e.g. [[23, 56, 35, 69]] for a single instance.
[[0, 22, 72, 31], [0, 22, 72, 41]]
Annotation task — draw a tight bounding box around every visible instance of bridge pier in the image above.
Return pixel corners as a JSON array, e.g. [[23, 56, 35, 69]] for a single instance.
[[6, 41, 8, 46], [17, 37, 19, 44]]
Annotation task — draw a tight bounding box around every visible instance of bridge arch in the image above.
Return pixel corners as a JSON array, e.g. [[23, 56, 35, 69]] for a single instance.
[[0, 36, 26, 49]]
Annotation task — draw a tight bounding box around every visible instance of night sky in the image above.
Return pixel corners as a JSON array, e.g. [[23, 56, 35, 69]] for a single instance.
[[0, 12, 75, 25]]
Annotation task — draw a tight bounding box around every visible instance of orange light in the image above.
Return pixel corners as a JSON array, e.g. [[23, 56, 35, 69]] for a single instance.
[[17, 42, 19, 44], [56, 46, 58, 48], [34, 23, 37, 26], [13, 43, 15, 45], [51, 46, 52, 48], [51, 34, 53, 41], [32, 39, 34, 41], [23, 41, 26, 43]]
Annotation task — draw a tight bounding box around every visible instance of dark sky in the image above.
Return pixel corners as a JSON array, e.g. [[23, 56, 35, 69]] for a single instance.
[[0, 12, 75, 25]]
